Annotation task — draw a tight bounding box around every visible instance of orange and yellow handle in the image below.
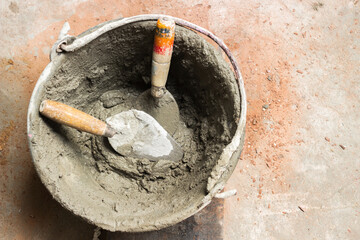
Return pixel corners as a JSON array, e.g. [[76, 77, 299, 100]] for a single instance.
[[153, 18, 175, 59], [39, 100, 116, 137], [151, 17, 175, 98]]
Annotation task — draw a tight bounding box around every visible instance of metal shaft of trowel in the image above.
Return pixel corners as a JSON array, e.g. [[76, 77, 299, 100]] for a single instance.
[[150, 17, 175, 99]]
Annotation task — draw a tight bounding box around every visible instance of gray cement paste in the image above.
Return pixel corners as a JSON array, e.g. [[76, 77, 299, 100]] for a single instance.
[[30, 21, 240, 231]]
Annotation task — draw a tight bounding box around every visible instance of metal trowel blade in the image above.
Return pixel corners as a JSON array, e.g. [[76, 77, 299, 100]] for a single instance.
[[106, 109, 183, 162]]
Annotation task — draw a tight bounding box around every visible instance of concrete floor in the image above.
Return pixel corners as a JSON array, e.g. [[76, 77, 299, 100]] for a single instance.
[[1, 0, 359, 239]]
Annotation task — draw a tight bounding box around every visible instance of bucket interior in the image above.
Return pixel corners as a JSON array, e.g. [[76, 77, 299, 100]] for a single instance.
[[29, 21, 241, 231]]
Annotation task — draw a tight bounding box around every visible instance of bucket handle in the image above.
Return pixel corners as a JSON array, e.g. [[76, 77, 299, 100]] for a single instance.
[[215, 189, 237, 199]]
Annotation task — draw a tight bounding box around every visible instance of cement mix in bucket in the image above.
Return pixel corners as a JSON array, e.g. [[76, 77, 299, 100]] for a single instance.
[[29, 21, 241, 231]]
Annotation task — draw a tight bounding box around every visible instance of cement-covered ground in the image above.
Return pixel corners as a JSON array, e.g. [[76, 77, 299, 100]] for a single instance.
[[1, 0, 359, 239]]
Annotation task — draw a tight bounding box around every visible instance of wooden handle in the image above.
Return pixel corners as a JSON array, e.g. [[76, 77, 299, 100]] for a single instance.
[[151, 17, 175, 98], [39, 100, 116, 137]]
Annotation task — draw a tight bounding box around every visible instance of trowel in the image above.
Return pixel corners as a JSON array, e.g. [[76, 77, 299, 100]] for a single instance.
[[39, 100, 183, 162], [135, 17, 180, 136]]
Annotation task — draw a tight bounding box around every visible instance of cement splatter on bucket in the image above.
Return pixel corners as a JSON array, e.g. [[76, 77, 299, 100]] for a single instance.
[[27, 15, 246, 232]]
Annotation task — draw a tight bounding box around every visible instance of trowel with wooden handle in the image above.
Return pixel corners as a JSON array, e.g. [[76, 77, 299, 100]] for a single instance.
[[135, 17, 180, 136], [39, 100, 183, 162]]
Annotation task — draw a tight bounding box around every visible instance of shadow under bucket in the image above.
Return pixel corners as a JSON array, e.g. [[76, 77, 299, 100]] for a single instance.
[[27, 15, 246, 232]]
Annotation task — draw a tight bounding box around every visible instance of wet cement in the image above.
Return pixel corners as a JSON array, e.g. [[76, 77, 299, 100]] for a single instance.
[[30, 21, 240, 231]]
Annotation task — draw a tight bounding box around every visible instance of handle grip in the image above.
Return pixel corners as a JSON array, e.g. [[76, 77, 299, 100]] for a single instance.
[[39, 100, 115, 137], [151, 17, 175, 98]]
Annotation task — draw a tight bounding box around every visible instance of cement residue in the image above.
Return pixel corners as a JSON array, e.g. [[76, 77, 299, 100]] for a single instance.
[[30, 21, 240, 231]]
